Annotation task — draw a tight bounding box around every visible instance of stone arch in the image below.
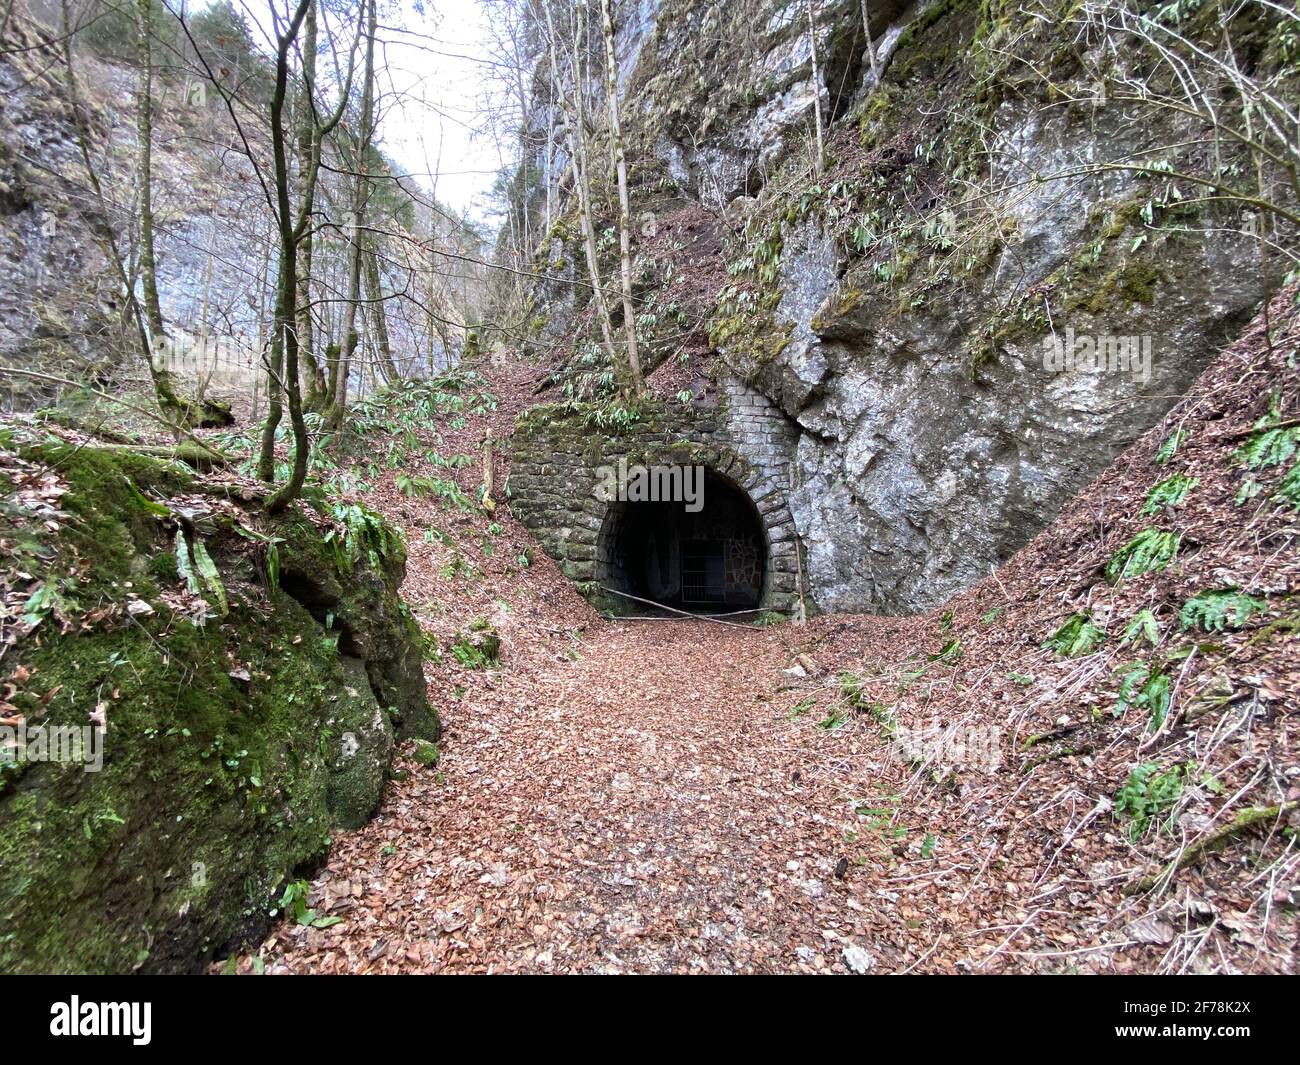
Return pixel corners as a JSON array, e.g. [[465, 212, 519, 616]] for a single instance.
[[589, 443, 800, 616], [508, 417, 802, 618]]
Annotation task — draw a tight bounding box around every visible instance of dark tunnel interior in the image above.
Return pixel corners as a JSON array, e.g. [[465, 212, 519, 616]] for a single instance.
[[596, 469, 767, 614]]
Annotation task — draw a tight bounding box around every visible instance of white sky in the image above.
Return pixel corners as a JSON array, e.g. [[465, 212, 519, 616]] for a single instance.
[[227, 0, 507, 228], [371, 1, 506, 228]]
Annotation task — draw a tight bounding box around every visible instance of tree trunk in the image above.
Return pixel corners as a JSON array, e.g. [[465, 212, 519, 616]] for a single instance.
[[328, 0, 377, 428], [860, 0, 881, 85], [599, 0, 643, 395], [543, 0, 619, 380], [135, 0, 166, 340], [296, 0, 327, 409], [263, 0, 315, 513], [364, 241, 397, 383], [807, 0, 824, 174]]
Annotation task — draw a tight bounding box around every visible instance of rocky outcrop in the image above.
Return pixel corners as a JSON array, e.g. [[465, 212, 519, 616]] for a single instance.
[[0, 427, 435, 973], [0, 15, 121, 405], [512, 0, 1292, 615]]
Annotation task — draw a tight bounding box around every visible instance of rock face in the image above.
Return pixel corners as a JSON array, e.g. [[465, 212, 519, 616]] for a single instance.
[[0, 430, 435, 973], [511, 0, 1286, 615], [0, 15, 120, 405], [0, 6, 484, 412]]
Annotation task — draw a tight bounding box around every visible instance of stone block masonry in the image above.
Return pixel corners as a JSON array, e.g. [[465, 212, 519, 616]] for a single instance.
[[509, 383, 805, 616]]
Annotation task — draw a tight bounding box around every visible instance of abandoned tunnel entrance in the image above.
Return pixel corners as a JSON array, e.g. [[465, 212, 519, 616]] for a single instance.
[[596, 469, 768, 614]]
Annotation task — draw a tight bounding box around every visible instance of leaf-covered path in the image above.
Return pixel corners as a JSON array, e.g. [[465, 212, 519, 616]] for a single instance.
[[257, 619, 907, 974]]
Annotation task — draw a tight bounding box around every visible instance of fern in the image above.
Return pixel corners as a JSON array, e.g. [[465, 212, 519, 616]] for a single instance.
[[1235, 475, 1263, 506], [928, 637, 961, 664], [1179, 589, 1267, 632], [1120, 607, 1160, 647], [233, 525, 285, 594], [1114, 762, 1187, 840], [1236, 396, 1298, 470], [1044, 613, 1105, 657], [175, 529, 198, 594], [1237, 424, 1299, 469], [1105, 529, 1180, 582], [1142, 474, 1198, 514], [1115, 663, 1171, 730], [1154, 428, 1188, 466], [174, 530, 228, 615], [190, 540, 228, 616], [325, 502, 400, 573], [1273, 462, 1300, 510]]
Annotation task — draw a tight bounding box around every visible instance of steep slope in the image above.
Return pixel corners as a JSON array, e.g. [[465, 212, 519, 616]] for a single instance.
[[767, 282, 1300, 972]]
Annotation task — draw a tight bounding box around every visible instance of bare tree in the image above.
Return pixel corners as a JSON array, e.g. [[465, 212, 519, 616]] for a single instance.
[[860, 0, 880, 86], [174, 0, 356, 506], [807, 0, 824, 174], [54, 0, 222, 439], [542, 0, 620, 378], [327, 0, 377, 429], [134, 0, 166, 338], [598, 0, 643, 394]]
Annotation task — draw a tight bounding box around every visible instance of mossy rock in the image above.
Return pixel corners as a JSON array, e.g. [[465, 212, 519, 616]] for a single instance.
[[0, 430, 433, 973], [325, 658, 395, 831]]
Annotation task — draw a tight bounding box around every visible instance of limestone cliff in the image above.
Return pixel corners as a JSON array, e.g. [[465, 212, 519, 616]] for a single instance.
[[509, 0, 1296, 615]]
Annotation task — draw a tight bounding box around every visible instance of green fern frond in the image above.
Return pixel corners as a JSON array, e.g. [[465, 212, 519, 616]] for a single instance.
[[1142, 474, 1198, 514], [1179, 589, 1266, 632], [1044, 613, 1105, 657], [1120, 608, 1160, 647], [1154, 428, 1188, 466], [1105, 529, 1180, 582], [1273, 462, 1300, 510]]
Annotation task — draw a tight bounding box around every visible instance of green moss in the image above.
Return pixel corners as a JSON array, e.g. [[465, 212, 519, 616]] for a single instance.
[[1066, 257, 1165, 314], [0, 432, 433, 973], [811, 287, 865, 332], [1115, 259, 1162, 304], [897, 0, 975, 56], [707, 309, 793, 367]]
